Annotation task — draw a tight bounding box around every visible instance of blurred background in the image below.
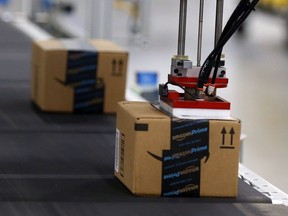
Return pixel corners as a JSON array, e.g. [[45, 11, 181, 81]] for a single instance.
[[1, 0, 288, 194]]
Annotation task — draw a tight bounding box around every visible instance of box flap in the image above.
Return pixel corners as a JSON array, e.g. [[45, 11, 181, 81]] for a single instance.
[[90, 39, 128, 53], [34, 39, 66, 51], [34, 39, 128, 54], [60, 39, 97, 51]]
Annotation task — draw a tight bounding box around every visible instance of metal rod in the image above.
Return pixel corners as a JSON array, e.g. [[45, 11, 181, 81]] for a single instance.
[[177, 0, 188, 56], [197, 0, 204, 66], [215, 0, 224, 47]]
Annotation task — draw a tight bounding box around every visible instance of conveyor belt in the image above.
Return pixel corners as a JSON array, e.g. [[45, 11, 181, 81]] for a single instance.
[[0, 82, 116, 133], [0, 202, 287, 216], [0, 20, 287, 215], [0, 132, 274, 203]]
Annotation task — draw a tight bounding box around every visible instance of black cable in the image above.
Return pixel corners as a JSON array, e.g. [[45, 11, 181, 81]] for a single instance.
[[197, 0, 260, 90], [211, 50, 222, 84], [199, 1, 253, 87], [211, 0, 250, 83], [199, 0, 249, 85], [205, 0, 259, 82], [164, 81, 197, 99]]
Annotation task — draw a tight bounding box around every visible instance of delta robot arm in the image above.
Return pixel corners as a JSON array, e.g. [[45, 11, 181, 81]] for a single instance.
[[159, 0, 260, 119]]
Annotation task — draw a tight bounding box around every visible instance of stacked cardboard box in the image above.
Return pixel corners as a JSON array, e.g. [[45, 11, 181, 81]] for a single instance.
[[115, 101, 241, 197], [31, 39, 128, 113]]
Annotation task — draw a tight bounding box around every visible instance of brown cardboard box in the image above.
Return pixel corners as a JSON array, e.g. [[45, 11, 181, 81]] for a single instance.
[[31, 39, 128, 113], [114, 101, 241, 197]]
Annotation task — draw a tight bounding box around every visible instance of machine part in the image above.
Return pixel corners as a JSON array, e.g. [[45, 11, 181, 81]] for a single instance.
[[211, 0, 224, 83], [239, 164, 288, 206], [185, 66, 226, 78], [168, 74, 228, 89], [160, 98, 231, 119], [170, 57, 193, 77], [171, 0, 193, 77], [184, 87, 197, 100], [159, 0, 260, 117], [170, 66, 190, 77], [177, 0, 187, 57], [171, 58, 192, 69], [206, 84, 216, 96], [197, 0, 204, 66], [215, 0, 224, 46], [159, 84, 168, 97]]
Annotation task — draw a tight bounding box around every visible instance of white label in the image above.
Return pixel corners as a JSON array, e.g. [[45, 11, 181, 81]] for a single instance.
[[114, 128, 120, 173]]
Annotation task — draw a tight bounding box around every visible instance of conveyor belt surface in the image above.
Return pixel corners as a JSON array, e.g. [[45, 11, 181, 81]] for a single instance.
[[0, 82, 116, 133], [0, 132, 274, 203], [0, 202, 287, 216], [0, 21, 287, 215]]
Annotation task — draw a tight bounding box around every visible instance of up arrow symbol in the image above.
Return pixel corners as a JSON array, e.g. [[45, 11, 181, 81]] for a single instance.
[[221, 127, 227, 145], [118, 60, 123, 74], [230, 128, 235, 145], [112, 59, 117, 74]]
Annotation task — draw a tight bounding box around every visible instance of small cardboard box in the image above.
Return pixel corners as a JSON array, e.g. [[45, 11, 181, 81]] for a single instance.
[[114, 101, 241, 197], [31, 39, 128, 113]]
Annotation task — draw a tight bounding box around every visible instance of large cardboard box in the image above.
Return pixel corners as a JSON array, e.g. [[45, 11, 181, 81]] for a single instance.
[[31, 39, 128, 113], [114, 101, 241, 197]]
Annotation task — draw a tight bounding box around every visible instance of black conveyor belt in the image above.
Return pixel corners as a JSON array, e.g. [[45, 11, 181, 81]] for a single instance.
[[0, 21, 287, 215]]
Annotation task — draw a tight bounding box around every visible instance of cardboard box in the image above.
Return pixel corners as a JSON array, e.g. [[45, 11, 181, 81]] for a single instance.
[[31, 39, 128, 113], [114, 101, 241, 197]]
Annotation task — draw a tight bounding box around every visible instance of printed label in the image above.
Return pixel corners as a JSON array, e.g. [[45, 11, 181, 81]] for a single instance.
[[66, 51, 98, 84], [73, 80, 104, 113], [161, 119, 209, 197], [63, 51, 104, 113], [114, 129, 120, 173], [120, 133, 125, 177]]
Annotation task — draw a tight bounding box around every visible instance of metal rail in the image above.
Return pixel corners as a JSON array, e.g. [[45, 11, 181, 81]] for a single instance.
[[177, 0, 188, 56]]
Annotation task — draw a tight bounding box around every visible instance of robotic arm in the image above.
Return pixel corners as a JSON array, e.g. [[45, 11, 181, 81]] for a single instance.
[[159, 0, 260, 119]]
